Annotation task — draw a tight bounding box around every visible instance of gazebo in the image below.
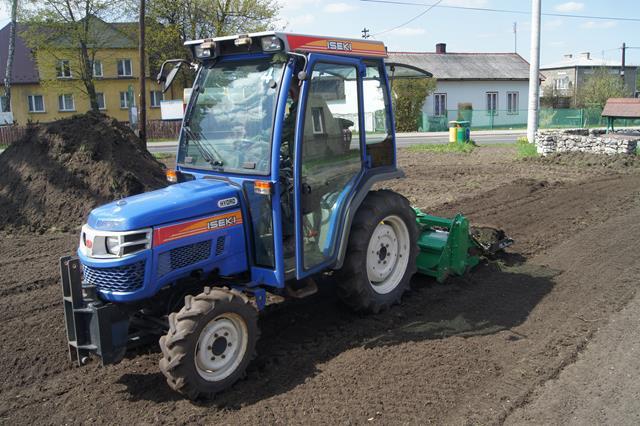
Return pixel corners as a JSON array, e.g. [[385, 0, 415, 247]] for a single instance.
[[601, 98, 640, 132]]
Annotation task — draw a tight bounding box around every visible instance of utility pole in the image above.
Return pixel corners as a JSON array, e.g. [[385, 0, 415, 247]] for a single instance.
[[621, 42, 626, 85], [138, 0, 147, 143], [362, 28, 370, 39], [527, 0, 541, 146], [513, 22, 517, 53]]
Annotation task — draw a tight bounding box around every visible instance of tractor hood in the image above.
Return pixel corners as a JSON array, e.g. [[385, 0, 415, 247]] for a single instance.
[[87, 179, 241, 231]]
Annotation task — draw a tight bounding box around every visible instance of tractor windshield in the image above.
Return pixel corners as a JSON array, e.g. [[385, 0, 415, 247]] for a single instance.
[[178, 58, 286, 174]]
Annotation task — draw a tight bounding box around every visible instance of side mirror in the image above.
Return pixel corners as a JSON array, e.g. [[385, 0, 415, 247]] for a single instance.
[[162, 64, 181, 93], [157, 59, 193, 93], [157, 63, 182, 93]]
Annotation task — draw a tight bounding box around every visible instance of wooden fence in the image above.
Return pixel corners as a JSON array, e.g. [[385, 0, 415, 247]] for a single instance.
[[0, 125, 26, 146], [146, 120, 181, 140]]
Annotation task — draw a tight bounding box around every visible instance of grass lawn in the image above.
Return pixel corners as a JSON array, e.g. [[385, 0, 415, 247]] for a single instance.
[[408, 141, 476, 154], [147, 138, 177, 143], [152, 152, 174, 160]]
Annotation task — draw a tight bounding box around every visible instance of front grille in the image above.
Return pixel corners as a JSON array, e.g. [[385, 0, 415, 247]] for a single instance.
[[82, 261, 145, 293], [157, 240, 212, 276], [215, 236, 226, 255]]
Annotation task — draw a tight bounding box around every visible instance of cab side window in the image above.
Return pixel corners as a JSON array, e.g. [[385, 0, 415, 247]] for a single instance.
[[363, 61, 393, 167]]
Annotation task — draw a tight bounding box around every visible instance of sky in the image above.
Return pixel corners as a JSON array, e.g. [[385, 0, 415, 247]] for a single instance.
[[0, 1, 637, 68], [277, 0, 640, 67]]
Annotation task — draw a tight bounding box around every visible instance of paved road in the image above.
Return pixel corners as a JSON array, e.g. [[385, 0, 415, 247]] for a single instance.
[[146, 131, 525, 154]]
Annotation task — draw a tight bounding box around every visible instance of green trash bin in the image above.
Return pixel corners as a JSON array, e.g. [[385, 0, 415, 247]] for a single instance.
[[456, 120, 470, 143]]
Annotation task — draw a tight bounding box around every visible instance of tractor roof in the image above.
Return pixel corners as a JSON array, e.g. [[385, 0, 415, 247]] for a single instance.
[[185, 32, 387, 59]]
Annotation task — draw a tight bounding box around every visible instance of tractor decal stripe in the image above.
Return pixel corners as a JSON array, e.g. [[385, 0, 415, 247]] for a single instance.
[[153, 210, 243, 247], [286, 35, 387, 58]]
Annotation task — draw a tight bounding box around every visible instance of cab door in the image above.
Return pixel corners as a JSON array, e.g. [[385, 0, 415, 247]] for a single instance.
[[293, 54, 364, 278]]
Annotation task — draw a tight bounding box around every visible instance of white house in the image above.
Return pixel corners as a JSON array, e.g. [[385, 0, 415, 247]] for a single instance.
[[388, 44, 536, 130]]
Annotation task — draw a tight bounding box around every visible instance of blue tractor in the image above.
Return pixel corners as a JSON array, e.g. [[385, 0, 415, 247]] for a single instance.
[[61, 32, 510, 399]]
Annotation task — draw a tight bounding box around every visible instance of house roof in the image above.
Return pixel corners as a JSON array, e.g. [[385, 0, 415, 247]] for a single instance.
[[387, 51, 535, 80], [22, 16, 138, 49], [601, 98, 640, 118], [0, 16, 140, 86], [542, 55, 637, 70], [0, 23, 39, 84]]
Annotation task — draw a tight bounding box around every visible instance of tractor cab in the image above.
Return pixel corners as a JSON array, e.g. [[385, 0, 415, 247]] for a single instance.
[[161, 32, 431, 287]]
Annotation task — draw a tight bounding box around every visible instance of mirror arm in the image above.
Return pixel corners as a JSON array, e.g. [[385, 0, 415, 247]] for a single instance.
[[156, 59, 193, 84], [287, 52, 308, 81], [389, 65, 396, 94]]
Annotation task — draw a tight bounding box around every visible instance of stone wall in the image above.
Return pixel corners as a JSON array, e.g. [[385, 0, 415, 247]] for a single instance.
[[535, 128, 640, 156]]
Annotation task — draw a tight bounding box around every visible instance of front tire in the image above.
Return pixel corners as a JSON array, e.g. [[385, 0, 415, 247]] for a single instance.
[[336, 190, 418, 313], [158, 287, 258, 399]]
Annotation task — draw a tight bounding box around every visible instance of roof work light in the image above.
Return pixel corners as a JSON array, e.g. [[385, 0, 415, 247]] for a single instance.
[[261, 36, 283, 52], [194, 40, 216, 59], [234, 35, 252, 47]]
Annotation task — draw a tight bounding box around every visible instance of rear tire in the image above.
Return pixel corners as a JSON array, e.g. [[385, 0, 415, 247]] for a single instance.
[[336, 190, 418, 313], [158, 287, 258, 399]]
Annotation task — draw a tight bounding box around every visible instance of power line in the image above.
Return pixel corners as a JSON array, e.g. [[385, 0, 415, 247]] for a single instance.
[[371, 0, 443, 36], [360, 0, 640, 22]]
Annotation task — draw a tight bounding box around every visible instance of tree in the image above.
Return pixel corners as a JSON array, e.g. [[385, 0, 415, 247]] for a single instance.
[[3, 0, 18, 114], [577, 67, 631, 109], [20, 0, 135, 111], [391, 78, 436, 132]]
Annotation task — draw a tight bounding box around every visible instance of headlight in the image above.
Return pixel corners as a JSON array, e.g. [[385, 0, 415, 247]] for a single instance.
[[194, 45, 212, 59], [261, 36, 283, 52], [105, 236, 120, 255], [81, 225, 153, 259], [195, 40, 216, 59]]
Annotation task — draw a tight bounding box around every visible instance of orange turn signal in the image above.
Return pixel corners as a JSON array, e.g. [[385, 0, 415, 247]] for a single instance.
[[166, 168, 178, 183], [254, 180, 272, 195]]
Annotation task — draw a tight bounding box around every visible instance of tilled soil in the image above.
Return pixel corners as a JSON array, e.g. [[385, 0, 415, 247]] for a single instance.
[[1, 145, 639, 424]]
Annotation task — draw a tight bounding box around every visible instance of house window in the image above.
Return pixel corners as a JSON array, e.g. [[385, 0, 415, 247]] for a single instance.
[[507, 92, 519, 114], [58, 94, 75, 111], [150, 90, 163, 108], [96, 92, 106, 110], [120, 91, 135, 108], [56, 60, 72, 78], [434, 93, 447, 116], [117, 59, 132, 77], [311, 107, 325, 134], [0, 95, 10, 112], [554, 77, 569, 91], [92, 60, 103, 77], [28, 95, 45, 112], [486, 92, 498, 114]]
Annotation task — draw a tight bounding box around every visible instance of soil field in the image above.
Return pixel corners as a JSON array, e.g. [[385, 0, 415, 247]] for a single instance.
[[1, 145, 639, 424]]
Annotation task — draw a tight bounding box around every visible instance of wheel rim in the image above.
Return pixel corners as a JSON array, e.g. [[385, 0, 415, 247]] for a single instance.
[[366, 214, 411, 295], [194, 313, 249, 382]]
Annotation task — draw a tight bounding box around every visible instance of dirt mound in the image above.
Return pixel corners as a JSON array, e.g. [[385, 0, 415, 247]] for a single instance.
[[0, 112, 167, 233], [528, 152, 640, 169]]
